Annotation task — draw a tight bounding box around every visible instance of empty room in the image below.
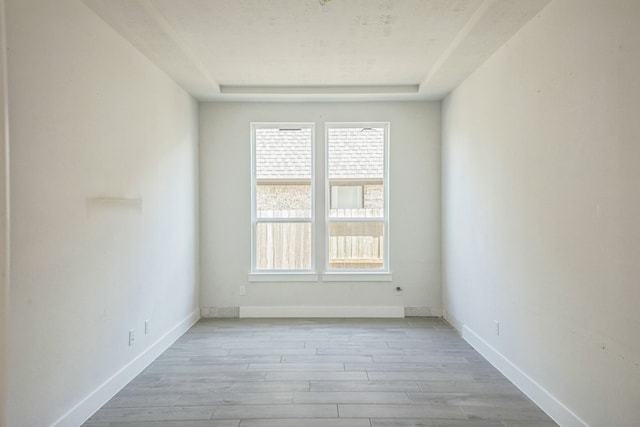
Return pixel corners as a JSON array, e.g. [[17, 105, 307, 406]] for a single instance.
[[1, 0, 639, 426]]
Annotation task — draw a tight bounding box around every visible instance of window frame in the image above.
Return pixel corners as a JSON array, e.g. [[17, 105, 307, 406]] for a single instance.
[[324, 122, 390, 273], [250, 122, 316, 274]]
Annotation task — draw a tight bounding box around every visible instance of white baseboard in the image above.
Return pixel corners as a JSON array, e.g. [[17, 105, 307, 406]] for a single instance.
[[52, 310, 200, 427], [462, 325, 588, 427], [239, 306, 405, 318], [442, 310, 463, 334]]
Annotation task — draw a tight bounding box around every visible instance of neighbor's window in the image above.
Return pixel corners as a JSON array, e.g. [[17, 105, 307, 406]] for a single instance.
[[251, 124, 314, 271], [326, 124, 389, 271], [331, 185, 364, 209]]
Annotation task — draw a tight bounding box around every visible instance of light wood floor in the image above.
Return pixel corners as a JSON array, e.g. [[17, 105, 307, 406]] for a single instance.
[[83, 318, 558, 427]]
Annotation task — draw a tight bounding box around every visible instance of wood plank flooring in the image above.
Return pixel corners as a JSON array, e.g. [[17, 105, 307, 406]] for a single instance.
[[83, 318, 558, 427]]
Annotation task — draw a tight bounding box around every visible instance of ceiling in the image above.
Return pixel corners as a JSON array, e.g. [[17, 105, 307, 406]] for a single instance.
[[83, 0, 551, 102]]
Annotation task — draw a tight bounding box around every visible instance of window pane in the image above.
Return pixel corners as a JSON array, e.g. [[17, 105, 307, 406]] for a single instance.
[[328, 221, 384, 270], [257, 184, 311, 218], [256, 222, 312, 270], [328, 127, 384, 218]]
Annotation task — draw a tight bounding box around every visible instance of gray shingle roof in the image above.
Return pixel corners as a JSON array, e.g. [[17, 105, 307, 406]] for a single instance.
[[328, 127, 384, 180], [256, 127, 383, 180], [256, 128, 312, 180]]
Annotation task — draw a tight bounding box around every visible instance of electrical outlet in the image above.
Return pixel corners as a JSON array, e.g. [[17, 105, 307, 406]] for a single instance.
[[128, 329, 135, 346], [494, 320, 500, 336], [145, 320, 150, 335], [395, 286, 402, 296], [239, 286, 246, 296]]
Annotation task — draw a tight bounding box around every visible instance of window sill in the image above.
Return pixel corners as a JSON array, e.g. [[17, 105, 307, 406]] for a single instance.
[[321, 272, 393, 282], [248, 272, 319, 282]]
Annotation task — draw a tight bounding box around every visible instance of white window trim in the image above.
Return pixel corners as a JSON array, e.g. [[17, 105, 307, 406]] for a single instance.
[[248, 273, 319, 282], [250, 121, 391, 281], [250, 122, 316, 274], [324, 122, 390, 274]]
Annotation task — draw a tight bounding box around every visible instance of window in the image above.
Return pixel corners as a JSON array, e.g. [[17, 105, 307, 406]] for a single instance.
[[326, 124, 389, 271], [251, 124, 314, 271], [251, 122, 389, 276]]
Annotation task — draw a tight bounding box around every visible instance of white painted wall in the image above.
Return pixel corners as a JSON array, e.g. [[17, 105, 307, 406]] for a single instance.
[[5, 0, 199, 425], [442, 0, 640, 425], [200, 102, 441, 315]]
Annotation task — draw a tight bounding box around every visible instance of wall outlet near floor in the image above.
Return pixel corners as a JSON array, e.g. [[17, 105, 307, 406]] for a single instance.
[[239, 286, 246, 296], [145, 320, 150, 335], [494, 320, 500, 336], [128, 329, 135, 346]]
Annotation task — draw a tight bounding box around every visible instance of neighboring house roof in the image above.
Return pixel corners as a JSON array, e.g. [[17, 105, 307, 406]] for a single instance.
[[256, 127, 383, 180], [328, 127, 384, 180], [256, 128, 312, 180]]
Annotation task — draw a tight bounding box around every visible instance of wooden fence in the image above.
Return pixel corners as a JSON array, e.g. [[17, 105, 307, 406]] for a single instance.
[[256, 209, 384, 270]]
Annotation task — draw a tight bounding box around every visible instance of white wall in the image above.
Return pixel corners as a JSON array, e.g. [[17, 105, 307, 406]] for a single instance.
[[200, 102, 441, 316], [5, 0, 199, 425], [442, 0, 640, 425]]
